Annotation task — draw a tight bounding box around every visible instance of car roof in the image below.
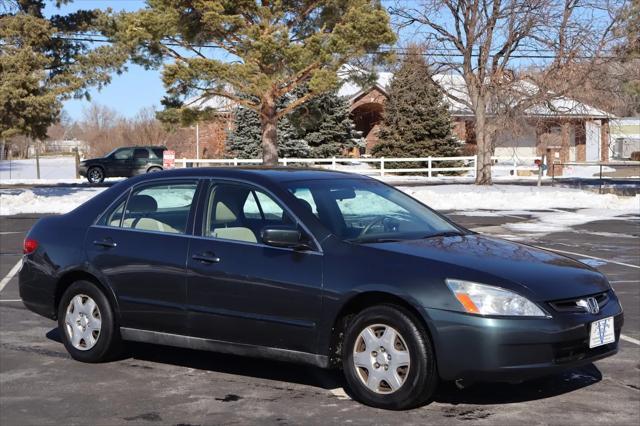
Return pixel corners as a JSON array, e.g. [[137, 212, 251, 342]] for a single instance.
[[137, 166, 371, 184]]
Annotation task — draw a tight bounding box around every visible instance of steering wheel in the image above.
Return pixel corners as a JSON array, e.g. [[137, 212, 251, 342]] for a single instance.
[[358, 215, 398, 238]]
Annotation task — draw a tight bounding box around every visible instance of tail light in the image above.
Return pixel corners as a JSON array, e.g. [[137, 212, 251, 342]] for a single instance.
[[23, 238, 38, 254]]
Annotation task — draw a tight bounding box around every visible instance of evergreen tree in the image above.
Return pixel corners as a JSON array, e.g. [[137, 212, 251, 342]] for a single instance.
[[227, 89, 360, 159], [226, 107, 310, 159], [372, 48, 461, 170], [289, 90, 362, 157], [109, 0, 395, 165], [0, 1, 127, 142]]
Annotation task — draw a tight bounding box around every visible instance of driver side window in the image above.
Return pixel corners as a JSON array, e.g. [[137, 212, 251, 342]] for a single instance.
[[205, 183, 292, 244], [114, 148, 133, 160]]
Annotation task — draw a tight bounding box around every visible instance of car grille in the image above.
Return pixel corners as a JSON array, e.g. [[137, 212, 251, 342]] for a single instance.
[[548, 291, 610, 313]]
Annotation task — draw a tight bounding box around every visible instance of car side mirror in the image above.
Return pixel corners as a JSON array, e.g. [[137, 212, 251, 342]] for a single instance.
[[261, 226, 312, 250]]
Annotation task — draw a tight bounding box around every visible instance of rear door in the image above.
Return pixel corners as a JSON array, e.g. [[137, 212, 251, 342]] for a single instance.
[[85, 179, 200, 334], [185, 180, 323, 353], [133, 148, 150, 175]]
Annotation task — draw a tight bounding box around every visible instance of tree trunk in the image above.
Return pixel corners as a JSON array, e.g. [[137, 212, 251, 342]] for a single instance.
[[260, 96, 278, 166], [474, 104, 493, 185]]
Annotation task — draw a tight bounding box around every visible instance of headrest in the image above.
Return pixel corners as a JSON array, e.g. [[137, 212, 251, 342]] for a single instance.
[[215, 201, 237, 222], [128, 194, 157, 213], [297, 199, 313, 213]]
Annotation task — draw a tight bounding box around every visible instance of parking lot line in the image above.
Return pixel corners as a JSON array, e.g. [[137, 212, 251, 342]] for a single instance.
[[0, 259, 22, 293], [620, 335, 640, 346], [535, 246, 640, 270], [0, 299, 21, 302]]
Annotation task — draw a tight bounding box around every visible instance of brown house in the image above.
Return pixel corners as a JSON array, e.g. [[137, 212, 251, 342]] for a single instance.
[[181, 71, 612, 164], [338, 72, 613, 163]]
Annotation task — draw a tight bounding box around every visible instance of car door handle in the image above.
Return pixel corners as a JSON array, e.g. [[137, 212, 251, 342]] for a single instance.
[[192, 253, 220, 264], [93, 239, 117, 248]]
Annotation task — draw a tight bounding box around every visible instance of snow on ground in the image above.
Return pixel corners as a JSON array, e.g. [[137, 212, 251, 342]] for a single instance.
[[0, 156, 77, 180], [2, 182, 638, 238], [402, 184, 639, 211], [0, 187, 105, 216], [402, 185, 639, 235]]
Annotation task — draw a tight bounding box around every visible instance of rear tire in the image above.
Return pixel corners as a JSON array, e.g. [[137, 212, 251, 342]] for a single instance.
[[58, 281, 122, 362], [147, 166, 162, 173], [342, 305, 438, 410], [87, 167, 104, 184]]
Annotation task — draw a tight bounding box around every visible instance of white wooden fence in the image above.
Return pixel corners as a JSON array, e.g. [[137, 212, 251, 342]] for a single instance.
[[174, 155, 542, 178]]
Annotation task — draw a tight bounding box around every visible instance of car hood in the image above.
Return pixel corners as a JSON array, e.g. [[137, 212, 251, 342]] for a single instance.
[[370, 234, 610, 302]]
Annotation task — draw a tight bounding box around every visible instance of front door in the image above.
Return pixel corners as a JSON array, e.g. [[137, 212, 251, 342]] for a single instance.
[[85, 179, 199, 334], [586, 120, 601, 162], [110, 147, 134, 177], [186, 181, 323, 353]]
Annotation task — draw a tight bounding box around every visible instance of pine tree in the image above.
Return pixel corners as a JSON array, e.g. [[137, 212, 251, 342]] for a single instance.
[[372, 48, 461, 170], [111, 0, 396, 165], [226, 106, 311, 159], [227, 89, 360, 159], [289, 90, 362, 157]]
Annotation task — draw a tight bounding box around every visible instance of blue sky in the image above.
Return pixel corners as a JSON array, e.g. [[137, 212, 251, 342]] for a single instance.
[[45, 0, 163, 120], [47, 0, 412, 121]]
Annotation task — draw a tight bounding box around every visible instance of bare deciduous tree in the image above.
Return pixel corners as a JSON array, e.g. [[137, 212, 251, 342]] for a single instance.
[[391, 0, 624, 184]]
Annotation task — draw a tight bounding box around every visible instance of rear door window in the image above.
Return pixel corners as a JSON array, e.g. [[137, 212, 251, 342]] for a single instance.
[[134, 148, 149, 159], [119, 182, 198, 234]]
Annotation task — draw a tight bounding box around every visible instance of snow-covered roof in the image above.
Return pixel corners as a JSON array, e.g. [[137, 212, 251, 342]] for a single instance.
[[184, 66, 611, 119], [339, 70, 611, 118]]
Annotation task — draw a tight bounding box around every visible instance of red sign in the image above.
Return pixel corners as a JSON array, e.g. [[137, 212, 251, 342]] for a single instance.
[[163, 150, 176, 169]]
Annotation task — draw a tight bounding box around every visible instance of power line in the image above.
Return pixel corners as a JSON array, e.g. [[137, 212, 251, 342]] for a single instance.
[[51, 35, 620, 61]]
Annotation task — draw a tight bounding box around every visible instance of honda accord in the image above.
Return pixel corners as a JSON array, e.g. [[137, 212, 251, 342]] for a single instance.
[[19, 168, 623, 409]]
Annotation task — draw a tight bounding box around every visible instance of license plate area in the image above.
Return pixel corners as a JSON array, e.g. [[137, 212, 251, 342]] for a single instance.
[[589, 316, 615, 348]]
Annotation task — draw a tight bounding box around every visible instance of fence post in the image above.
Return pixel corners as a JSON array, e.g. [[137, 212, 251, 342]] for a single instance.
[[473, 155, 478, 179], [233, 158, 238, 166], [331, 156, 336, 170], [283, 157, 288, 167], [512, 158, 517, 177], [428, 156, 432, 178], [380, 157, 385, 177]]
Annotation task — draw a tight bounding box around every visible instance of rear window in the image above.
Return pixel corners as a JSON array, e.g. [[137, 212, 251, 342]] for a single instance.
[[151, 148, 164, 159]]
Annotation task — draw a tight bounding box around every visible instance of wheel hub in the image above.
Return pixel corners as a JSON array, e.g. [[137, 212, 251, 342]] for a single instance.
[[353, 324, 411, 394]]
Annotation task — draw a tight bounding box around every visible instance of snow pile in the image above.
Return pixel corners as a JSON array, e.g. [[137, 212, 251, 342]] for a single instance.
[[402, 184, 639, 211], [0, 188, 105, 216]]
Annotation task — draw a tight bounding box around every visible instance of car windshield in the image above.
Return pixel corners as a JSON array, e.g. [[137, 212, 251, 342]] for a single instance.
[[287, 178, 463, 243]]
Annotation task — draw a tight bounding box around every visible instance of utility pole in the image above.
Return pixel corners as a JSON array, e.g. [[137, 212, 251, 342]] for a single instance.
[[196, 122, 200, 160], [35, 139, 41, 179]]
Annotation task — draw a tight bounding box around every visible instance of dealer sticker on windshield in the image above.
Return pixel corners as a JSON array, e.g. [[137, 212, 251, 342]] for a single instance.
[[589, 316, 615, 348]]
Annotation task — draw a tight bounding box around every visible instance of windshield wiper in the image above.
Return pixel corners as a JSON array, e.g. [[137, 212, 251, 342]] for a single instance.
[[421, 231, 465, 239], [348, 237, 404, 244]]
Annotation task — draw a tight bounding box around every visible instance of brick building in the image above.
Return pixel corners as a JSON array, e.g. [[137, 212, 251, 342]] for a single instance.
[[338, 72, 613, 163], [182, 71, 612, 164]]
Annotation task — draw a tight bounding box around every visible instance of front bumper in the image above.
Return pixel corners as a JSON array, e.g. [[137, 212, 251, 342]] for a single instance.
[[425, 296, 623, 383], [78, 164, 88, 177]]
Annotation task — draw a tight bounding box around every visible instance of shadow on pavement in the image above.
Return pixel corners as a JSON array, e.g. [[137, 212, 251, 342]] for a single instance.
[[434, 363, 602, 405], [46, 327, 602, 406]]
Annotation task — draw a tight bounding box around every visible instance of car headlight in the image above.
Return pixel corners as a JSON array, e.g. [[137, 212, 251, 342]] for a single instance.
[[446, 279, 548, 317]]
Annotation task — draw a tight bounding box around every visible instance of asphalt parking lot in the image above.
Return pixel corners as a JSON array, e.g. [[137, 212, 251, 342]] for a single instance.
[[1, 211, 639, 425]]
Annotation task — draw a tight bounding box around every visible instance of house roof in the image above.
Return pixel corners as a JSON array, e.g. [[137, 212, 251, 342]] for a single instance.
[[184, 66, 611, 119], [338, 70, 611, 119]]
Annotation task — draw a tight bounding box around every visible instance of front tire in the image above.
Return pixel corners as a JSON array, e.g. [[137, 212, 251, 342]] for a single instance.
[[58, 281, 122, 362], [342, 305, 438, 410], [87, 167, 104, 184]]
